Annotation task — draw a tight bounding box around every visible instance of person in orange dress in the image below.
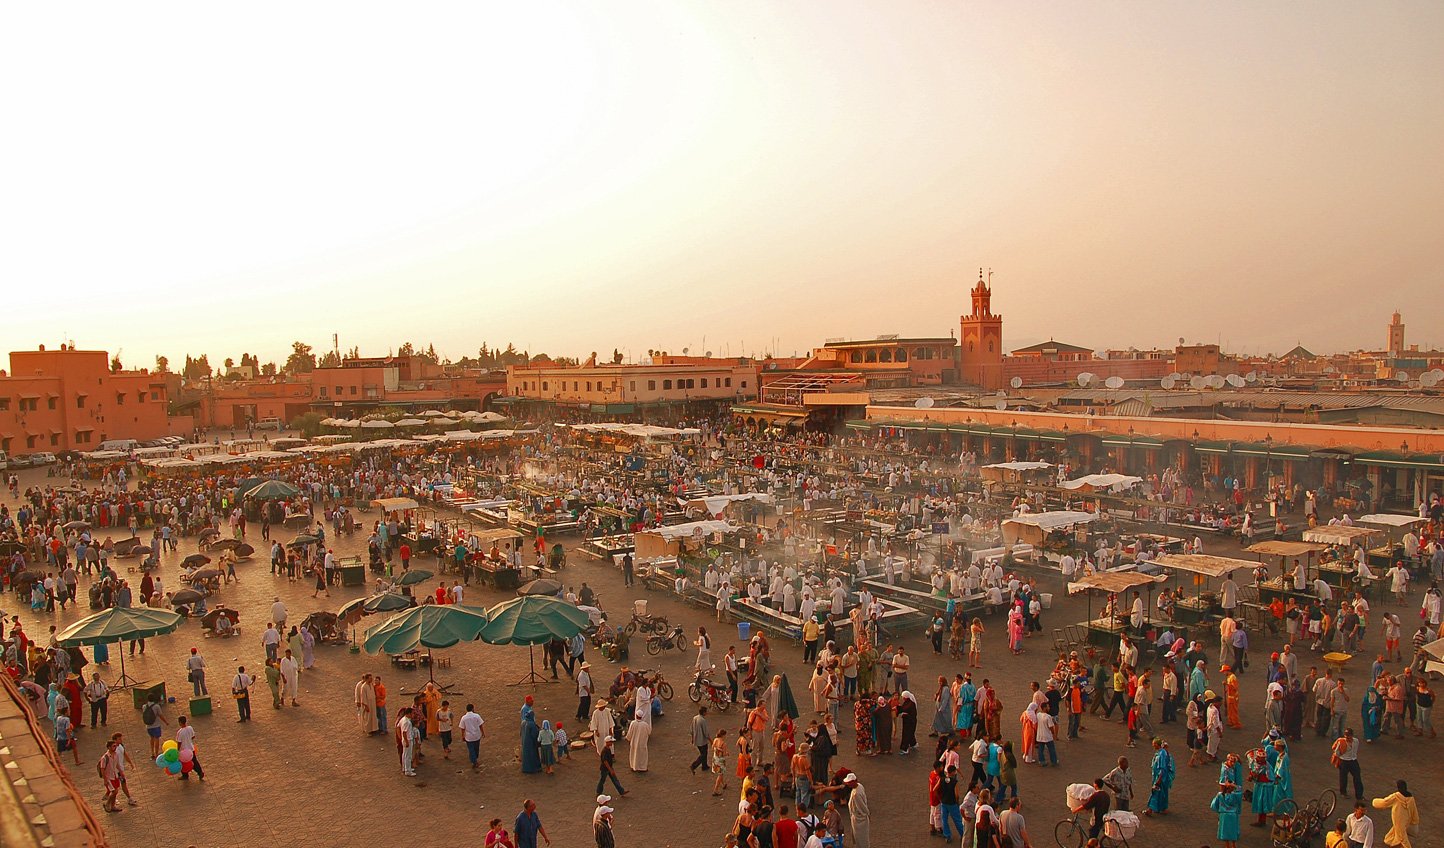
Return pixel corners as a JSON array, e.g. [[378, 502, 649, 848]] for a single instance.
[[1223, 665, 1242, 729]]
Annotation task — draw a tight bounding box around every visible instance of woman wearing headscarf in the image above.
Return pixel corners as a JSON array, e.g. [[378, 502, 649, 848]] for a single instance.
[[1144, 737, 1175, 816], [519, 696, 542, 774], [1020, 702, 1039, 763], [897, 690, 918, 753], [1222, 664, 1242, 729], [537, 720, 557, 774], [1362, 684, 1384, 742], [1371, 779, 1419, 848], [932, 676, 954, 737], [300, 625, 316, 669], [955, 675, 977, 738], [873, 695, 894, 754], [45, 683, 61, 724]]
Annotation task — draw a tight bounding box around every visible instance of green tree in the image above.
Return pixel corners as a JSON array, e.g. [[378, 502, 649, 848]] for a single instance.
[[285, 341, 316, 374], [398, 342, 416, 358], [261, 361, 277, 377], [155, 355, 169, 372], [109, 353, 122, 372], [318, 350, 341, 368], [224, 357, 234, 368], [290, 411, 325, 438]]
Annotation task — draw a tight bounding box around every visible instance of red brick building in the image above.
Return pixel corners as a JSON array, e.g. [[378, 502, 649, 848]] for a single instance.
[[1, 345, 169, 456]]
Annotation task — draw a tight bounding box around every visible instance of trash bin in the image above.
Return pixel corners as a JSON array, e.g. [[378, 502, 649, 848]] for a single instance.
[[1040, 593, 1054, 609], [634, 599, 649, 616], [737, 621, 750, 641]]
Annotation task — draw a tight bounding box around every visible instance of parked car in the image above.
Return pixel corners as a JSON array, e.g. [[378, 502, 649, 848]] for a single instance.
[[30, 452, 57, 465], [256, 417, 283, 431]]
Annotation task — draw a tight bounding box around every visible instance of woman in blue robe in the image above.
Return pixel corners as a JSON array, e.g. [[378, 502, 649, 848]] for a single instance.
[[520, 696, 542, 773], [1361, 686, 1383, 742], [955, 679, 976, 734], [1146, 738, 1175, 815], [932, 676, 954, 736], [1210, 784, 1243, 847]]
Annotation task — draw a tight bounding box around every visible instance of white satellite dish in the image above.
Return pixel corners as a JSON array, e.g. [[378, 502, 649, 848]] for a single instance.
[[1397, 372, 1410, 382], [1077, 372, 1095, 387], [1160, 376, 1176, 390], [1189, 375, 1206, 389], [996, 389, 1007, 397], [1208, 375, 1227, 389], [1324, 365, 1336, 374], [994, 399, 1007, 411], [1226, 374, 1245, 387], [1431, 369, 1444, 380], [1105, 375, 1125, 389], [1245, 371, 1258, 382], [1010, 376, 1023, 389], [1422, 372, 1442, 387], [914, 397, 935, 409]]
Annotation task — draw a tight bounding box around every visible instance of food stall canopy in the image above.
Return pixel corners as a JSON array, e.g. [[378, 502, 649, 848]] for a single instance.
[[1153, 553, 1254, 578], [1355, 514, 1428, 528], [1058, 474, 1143, 492], [680, 493, 773, 516], [639, 519, 740, 541], [1006, 511, 1098, 531], [372, 497, 420, 512], [1068, 571, 1161, 595], [982, 461, 1054, 472], [1246, 541, 1329, 557], [471, 528, 523, 545], [570, 423, 701, 438], [1301, 526, 1383, 546]]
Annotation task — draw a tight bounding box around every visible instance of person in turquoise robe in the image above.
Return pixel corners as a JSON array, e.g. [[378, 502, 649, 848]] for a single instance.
[[520, 697, 542, 774], [932, 678, 954, 735], [1269, 741, 1292, 806], [956, 679, 976, 734], [1361, 686, 1383, 741], [1210, 785, 1243, 846], [1146, 738, 1175, 814]]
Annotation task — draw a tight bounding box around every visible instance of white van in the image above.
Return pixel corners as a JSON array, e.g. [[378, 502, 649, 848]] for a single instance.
[[256, 417, 283, 431], [98, 439, 139, 452]]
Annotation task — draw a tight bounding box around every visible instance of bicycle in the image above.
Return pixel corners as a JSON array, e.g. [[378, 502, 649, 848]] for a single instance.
[[624, 611, 669, 636], [1054, 811, 1132, 848], [1271, 789, 1336, 848]]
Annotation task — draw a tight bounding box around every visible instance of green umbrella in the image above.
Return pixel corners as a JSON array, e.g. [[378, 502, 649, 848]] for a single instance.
[[363, 592, 415, 613], [244, 480, 300, 501], [480, 596, 590, 646], [395, 569, 434, 587], [480, 596, 591, 686], [57, 607, 182, 689], [363, 604, 490, 682]]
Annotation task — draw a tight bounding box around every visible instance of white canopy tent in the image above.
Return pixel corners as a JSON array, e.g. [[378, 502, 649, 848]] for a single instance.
[[1059, 474, 1144, 493]]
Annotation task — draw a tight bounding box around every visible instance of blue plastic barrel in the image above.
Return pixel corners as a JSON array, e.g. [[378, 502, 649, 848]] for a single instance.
[[737, 621, 750, 641]]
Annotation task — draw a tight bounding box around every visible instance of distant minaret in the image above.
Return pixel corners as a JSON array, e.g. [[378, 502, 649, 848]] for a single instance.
[[1388, 311, 1405, 357], [960, 268, 1004, 389]]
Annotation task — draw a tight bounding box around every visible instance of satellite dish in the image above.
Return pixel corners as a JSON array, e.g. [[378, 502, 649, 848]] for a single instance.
[[1323, 365, 1336, 374], [1409, 380, 1422, 389], [1208, 375, 1227, 389], [705, 351, 712, 358], [1160, 376, 1176, 390], [1431, 369, 1444, 380], [682, 347, 689, 355], [1010, 376, 1023, 389], [994, 399, 1007, 411], [1245, 371, 1258, 382], [1189, 375, 1206, 390], [1077, 373, 1095, 387], [914, 397, 935, 409], [1226, 374, 1245, 387], [996, 389, 1007, 397], [1397, 372, 1410, 382], [1422, 372, 1442, 387], [1105, 376, 1125, 389]]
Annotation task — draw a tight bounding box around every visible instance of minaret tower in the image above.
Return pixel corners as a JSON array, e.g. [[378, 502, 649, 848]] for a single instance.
[[960, 268, 1004, 389]]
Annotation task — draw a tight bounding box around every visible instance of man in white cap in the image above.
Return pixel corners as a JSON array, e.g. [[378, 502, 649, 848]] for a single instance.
[[592, 795, 615, 846], [846, 772, 871, 847], [596, 736, 626, 797]]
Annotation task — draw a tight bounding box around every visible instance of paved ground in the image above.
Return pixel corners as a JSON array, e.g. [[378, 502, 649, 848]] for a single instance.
[[3, 467, 1429, 848]]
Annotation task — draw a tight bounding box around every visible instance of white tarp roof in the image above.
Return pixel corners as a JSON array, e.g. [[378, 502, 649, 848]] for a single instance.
[[570, 423, 702, 438], [1059, 474, 1143, 492], [982, 461, 1054, 472], [1302, 526, 1382, 545], [372, 497, 419, 512], [680, 493, 773, 515], [1356, 514, 1427, 528], [1004, 510, 1098, 530], [637, 519, 739, 541]]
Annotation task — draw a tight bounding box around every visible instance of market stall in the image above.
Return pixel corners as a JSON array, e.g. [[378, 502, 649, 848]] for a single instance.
[[1153, 553, 1254, 626], [1066, 570, 1164, 649], [1001, 510, 1097, 549]]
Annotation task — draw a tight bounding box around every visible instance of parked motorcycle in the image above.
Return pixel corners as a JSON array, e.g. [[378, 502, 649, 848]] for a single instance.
[[645, 624, 688, 656], [687, 668, 732, 711]]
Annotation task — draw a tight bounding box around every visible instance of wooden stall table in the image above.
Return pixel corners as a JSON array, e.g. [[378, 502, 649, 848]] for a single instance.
[[1083, 616, 1129, 648], [1255, 577, 1314, 606], [1067, 570, 1163, 651], [1316, 561, 1354, 589], [1173, 595, 1218, 626], [1247, 540, 1330, 586]]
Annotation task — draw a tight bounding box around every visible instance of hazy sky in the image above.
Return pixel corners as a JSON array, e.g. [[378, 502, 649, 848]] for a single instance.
[[3, 2, 1442, 368]]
